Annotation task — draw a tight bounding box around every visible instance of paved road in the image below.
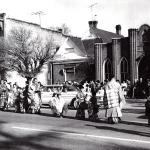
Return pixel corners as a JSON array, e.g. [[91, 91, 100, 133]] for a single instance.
[[0, 99, 150, 150]]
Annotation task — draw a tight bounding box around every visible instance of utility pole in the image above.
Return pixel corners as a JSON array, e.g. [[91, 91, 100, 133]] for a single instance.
[[32, 11, 45, 26]]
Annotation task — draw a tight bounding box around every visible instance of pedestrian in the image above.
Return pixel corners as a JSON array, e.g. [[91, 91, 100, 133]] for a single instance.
[[88, 81, 101, 121], [0, 79, 8, 110], [7, 82, 14, 108], [28, 78, 41, 114], [49, 92, 65, 117], [145, 96, 150, 126], [23, 80, 30, 113], [145, 79, 150, 98], [103, 75, 125, 124], [75, 84, 88, 119], [14, 87, 23, 113]]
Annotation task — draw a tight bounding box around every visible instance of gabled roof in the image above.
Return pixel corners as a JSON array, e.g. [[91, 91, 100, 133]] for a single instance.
[[90, 27, 124, 43], [53, 36, 88, 62], [81, 26, 124, 58], [69, 36, 87, 55]]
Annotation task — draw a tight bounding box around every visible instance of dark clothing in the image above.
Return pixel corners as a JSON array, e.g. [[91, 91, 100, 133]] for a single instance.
[[75, 90, 87, 119], [145, 100, 150, 116], [15, 92, 23, 113], [76, 102, 86, 119], [88, 96, 99, 121], [23, 85, 29, 113]]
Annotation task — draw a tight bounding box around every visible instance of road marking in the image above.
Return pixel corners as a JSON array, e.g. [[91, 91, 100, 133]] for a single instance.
[[123, 120, 147, 124], [12, 126, 150, 145]]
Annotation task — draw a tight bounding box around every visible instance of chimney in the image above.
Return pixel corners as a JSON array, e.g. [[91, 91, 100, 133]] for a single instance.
[[116, 25, 121, 35], [88, 20, 98, 29], [0, 13, 6, 19], [58, 28, 62, 33]]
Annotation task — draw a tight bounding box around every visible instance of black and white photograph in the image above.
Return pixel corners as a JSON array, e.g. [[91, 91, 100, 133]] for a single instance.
[[0, 0, 150, 149]]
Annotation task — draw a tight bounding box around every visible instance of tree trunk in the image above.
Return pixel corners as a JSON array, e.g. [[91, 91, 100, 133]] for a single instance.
[[23, 77, 32, 113]]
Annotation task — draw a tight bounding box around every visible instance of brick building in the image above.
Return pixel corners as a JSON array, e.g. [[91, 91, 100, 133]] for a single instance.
[[94, 21, 150, 84], [51, 20, 150, 85]]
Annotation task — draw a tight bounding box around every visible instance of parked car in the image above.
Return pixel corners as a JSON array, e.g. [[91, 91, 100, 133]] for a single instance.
[[41, 84, 77, 109]]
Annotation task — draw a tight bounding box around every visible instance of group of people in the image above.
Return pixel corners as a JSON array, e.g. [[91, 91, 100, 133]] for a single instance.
[[2, 75, 150, 125], [73, 75, 126, 124], [131, 78, 150, 99], [0, 78, 42, 114]]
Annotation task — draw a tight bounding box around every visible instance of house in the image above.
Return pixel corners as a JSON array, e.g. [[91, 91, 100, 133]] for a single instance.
[[49, 36, 91, 84]]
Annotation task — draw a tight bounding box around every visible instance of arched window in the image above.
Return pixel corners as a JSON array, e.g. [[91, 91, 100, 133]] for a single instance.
[[104, 59, 112, 80], [142, 29, 150, 53], [120, 57, 128, 82]]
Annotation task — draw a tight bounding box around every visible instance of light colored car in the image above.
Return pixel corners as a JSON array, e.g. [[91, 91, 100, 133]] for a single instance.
[[41, 91, 77, 107], [41, 84, 78, 108]]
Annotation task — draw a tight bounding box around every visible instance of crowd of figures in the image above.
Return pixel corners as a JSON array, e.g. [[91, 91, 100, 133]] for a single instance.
[[71, 75, 126, 124], [50, 75, 126, 124], [1, 75, 150, 125], [0, 78, 42, 114], [0, 75, 126, 124]]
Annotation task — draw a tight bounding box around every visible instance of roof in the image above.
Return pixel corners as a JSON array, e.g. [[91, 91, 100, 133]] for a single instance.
[[90, 27, 124, 43], [81, 27, 124, 57], [52, 36, 88, 62], [7, 18, 81, 38], [82, 39, 95, 57], [69, 36, 87, 55]]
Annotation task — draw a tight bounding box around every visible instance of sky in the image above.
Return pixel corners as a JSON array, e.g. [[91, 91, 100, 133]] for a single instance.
[[0, 0, 150, 37]]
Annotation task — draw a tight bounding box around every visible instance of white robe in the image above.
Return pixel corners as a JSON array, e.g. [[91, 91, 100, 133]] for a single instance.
[[50, 97, 65, 114]]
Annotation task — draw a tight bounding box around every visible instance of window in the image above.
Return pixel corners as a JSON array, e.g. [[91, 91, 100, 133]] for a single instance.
[[120, 58, 128, 82], [64, 64, 75, 73], [0, 21, 3, 31], [105, 59, 112, 80]]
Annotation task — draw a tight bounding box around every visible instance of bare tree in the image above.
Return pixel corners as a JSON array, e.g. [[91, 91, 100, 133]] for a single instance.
[[0, 37, 8, 79], [49, 23, 71, 35], [2, 27, 55, 83], [0, 27, 56, 112], [60, 23, 71, 35]]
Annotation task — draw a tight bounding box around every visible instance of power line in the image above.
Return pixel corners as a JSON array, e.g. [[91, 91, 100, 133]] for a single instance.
[[32, 11, 45, 26], [89, 3, 98, 20]]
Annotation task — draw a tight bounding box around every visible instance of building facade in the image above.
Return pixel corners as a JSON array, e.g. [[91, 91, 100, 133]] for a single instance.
[[95, 22, 150, 84], [52, 20, 150, 85], [0, 13, 150, 85]]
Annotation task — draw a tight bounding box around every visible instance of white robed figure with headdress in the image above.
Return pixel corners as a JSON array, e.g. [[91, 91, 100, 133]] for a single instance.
[[49, 92, 66, 117]]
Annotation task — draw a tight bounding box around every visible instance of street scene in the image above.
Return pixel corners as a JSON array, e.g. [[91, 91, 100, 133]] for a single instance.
[[0, 98, 149, 150], [0, 0, 150, 150]]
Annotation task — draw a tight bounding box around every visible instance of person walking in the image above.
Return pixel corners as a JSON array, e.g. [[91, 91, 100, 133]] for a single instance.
[[88, 81, 100, 121], [103, 75, 125, 124], [145, 96, 150, 126], [28, 78, 41, 114], [0, 80, 8, 110], [14, 87, 23, 113], [75, 85, 88, 119], [7, 82, 14, 108], [49, 92, 65, 117]]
